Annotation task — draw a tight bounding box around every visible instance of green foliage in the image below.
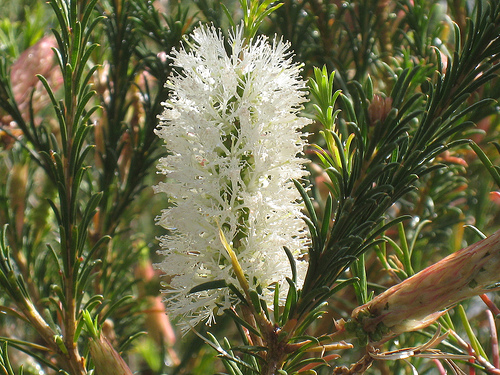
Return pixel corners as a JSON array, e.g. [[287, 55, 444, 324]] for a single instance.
[[1, 0, 500, 374], [0, 0, 52, 61], [0, 0, 189, 372]]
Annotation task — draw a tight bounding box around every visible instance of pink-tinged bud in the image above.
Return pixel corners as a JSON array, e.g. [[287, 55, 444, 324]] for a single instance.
[[144, 296, 177, 346], [436, 150, 468, 167], [490, 191, 500, 206], [1, 35, 63, 148], [351, 229, 500, 343], [135, 258, 179, 364], [368, 95, 392, 126], [88, 334, 133, 375], [3, 36, 63, 126], [144, 296, 180, 365]]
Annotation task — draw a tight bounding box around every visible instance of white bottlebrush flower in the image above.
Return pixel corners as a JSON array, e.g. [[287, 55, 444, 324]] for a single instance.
[[154, 24, 311, 329]]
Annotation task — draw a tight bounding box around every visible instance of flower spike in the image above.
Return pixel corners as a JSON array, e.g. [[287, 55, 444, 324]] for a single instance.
[[154, 23, 311, 330]]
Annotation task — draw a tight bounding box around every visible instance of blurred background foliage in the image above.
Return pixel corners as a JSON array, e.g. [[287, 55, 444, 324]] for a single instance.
[[1, 0, 500, 374]]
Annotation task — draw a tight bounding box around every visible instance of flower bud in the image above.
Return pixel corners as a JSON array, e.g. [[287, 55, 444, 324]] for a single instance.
[[351, 229, 500, 343], [368, 94, 392, 126], [490, 191, 500, 206], [8, 36, 62, 124], [88, 334, 133, 375]]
